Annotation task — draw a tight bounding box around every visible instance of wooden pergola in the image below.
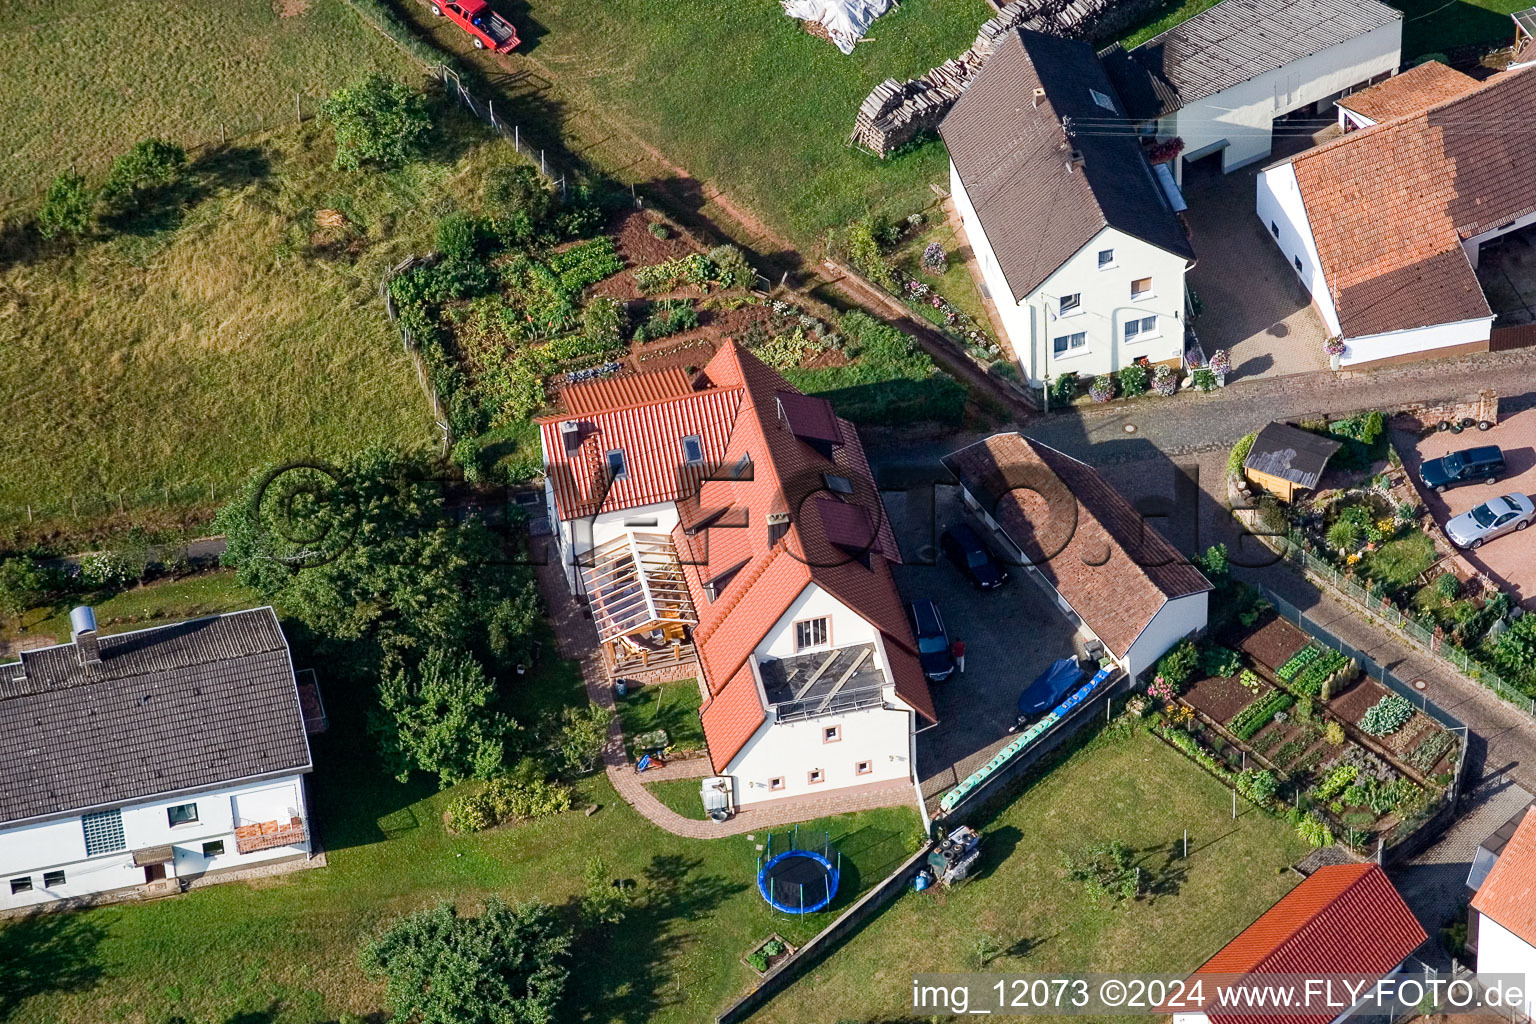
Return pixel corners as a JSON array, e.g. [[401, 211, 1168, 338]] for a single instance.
[[581, 533, 697, 668]]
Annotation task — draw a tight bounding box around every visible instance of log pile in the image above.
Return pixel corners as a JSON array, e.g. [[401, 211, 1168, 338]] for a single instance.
[[850, 0, 1159, 157]]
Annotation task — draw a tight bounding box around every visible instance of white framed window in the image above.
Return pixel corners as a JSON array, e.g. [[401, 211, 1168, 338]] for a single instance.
[[855, 760, 872, 775], [605, 449, 628, 480], [1053, 332, 1087, 357], [1131, 277, 1152, 299], [794, 617, 829, 651], [81, 809, 125, 857], [807, 769, 825, 785], [167, 802, 199, 828], [1097, 248, 1115, 269], [1123, 316, 1159, 342], [1058, 293, 1081, 315], [680, 435, 703, 465], [202, 840, 225, 857], [823, 725, 842, 743], [769, 777, 786, 791]]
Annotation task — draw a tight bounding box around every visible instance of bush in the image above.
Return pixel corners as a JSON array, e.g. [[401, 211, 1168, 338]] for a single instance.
[[648, 222, 669, 239], [487, 758, 573, 821], [580, 856, 631, 931], [99, 137, 187, 219], [581, 296, 627, 348], [920, 242, 948, 274], [1199, 643, 1241, 678], [549, 703, 611, 775], [708, 244, 755, 289], [1152, 364, 1178, 396], [435, 211, 483, 261], [845, 217, 895, 288], [0, 557, 47, 617], [445, 790, 497, 834], [1208, 348, 1232, 376], [1118, 363, 1149, 398], [1196, 544, 1230, 583], [1228, 432, 1258, 477], [1154, 639, 1199, 690], [1325, 721, 1346, 746], [747, 950, 769, 972], [1051, 371, 1079, 404], [1088, 374, 1116, 403], [1295, 813, 1334, 848], [1435, 572, 1460, 602], [78, 550, 144, 589], [38, 171, 95, 239], [1359, 694, 1415, 737], [483, 165, 551, 245], [1236, 768, 1279, 805], [321, 74, 431, 170], [1327, 516, 1363, 551]]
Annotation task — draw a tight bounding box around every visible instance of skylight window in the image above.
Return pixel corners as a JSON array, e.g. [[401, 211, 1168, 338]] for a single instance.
[[823, 473, 854, 495], [1090, 88, 1116, 112], [606, 450, 628, 480], [680, 435, 703, 465]]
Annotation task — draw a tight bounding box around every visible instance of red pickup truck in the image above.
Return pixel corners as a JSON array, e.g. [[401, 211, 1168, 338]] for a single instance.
[[429, 0, 520, 53]]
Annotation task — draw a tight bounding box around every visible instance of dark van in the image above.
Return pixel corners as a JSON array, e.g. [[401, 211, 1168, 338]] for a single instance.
[[1420, 445, 1505, 493]]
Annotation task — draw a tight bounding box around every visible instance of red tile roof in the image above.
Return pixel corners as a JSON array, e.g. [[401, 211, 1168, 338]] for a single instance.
[[1288, 66, 1536, 339], [1336, 62, 1477, 124], [562, 367, 698, 416], [538, 384, 741, 520], [700, 664, 767, 774], [1186, 864, 1426, 1024], [1472, 807, 1536, 948], [942, 433, 1210, 659]]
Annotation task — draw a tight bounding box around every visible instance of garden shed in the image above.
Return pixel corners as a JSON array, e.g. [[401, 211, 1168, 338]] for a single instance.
[[1243, 421, 1342, 502]]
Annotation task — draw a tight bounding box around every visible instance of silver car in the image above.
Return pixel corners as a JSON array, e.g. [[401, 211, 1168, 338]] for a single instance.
[[1445, 493, 1536, 549]]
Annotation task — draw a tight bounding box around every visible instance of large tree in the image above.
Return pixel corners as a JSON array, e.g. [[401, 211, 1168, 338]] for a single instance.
[[360, 898, 571, 1024], [321, 74, 431, 171], [373, 645, 509, 785]]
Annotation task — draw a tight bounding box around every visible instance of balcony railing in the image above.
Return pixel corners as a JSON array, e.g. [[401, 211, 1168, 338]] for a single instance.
[[234, 816, 307, 855], [772, 684, 886, 723]]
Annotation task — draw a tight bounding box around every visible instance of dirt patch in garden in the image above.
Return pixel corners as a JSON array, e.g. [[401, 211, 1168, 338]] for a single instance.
[[1184, 675, 1257, 726], [626, 333, 719, 375], [1328, 675, 1386, 727], [1234, 614, 1310, 673]]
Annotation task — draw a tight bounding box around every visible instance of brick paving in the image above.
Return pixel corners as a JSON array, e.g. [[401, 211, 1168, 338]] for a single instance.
[[533, 542, 917, 838]]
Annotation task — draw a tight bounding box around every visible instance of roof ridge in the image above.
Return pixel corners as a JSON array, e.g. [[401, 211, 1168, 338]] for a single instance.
[[1256, 864, 1374, 971], [534, 381, 739, 423], [693, 543, 786, 649]]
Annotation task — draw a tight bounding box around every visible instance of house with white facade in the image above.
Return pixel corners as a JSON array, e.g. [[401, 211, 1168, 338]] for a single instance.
[[942, 433, 1211, 682], [1100, 0, 1402, 177], [538, 343, 935, 812], [0, 607, 315, 912], [939, 28, 1196, 387], [1471, 806, 1536, 1019], [1174, 864, 1426, 1024], [1258, 65, 1536, 367]]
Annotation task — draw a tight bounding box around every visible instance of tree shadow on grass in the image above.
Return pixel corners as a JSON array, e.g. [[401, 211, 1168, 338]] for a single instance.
[[565, 853, 747, 1024], [1137, 838, 1191, 902], [0, 910, 107, 1020]]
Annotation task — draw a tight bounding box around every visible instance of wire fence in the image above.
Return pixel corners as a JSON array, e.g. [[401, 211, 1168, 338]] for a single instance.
[[0, 482, 231, 527], [430, 65, 567, 197], [1277, 536, 1536, 718]]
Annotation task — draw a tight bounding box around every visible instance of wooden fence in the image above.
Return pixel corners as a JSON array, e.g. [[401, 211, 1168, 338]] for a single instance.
[[1489, 322, 1536, 352]]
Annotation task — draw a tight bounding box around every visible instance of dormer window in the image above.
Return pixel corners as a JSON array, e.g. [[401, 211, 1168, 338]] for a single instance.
[[823, 474, 854, 495], [606, 450, 628, 480], [681, 435, 704, 465], [703, 560, 748, 602]]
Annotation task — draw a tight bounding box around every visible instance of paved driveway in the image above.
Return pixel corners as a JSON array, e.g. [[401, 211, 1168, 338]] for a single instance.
[[1396, 408, 1536, 606], [1181, 138, 1331, 382], [883, 482, 1083, 811]]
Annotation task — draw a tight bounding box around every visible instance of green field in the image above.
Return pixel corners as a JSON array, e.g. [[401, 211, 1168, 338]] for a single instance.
[[0, 0, 430, 215], [413, 0, 992, 247], [750, 725, 1311, 1023]]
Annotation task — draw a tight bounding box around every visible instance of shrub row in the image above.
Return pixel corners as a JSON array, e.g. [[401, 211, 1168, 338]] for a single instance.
[[1229, 690, 1295, 740]]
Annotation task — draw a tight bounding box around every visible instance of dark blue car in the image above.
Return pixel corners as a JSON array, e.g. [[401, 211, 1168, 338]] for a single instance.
[[907, 600, 954, 682], [1007, 657, 1086, 732], [940, 524, 1008, 590]]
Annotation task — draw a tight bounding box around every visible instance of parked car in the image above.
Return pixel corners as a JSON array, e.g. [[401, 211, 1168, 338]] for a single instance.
[[1007, 656, 1086, 733], [1420, 445, 1505, 493], [907, 599, 954, 682], [940, 524, 1008, 589], [429, 0, 520, 52], [1444, 493, 1536, 549]]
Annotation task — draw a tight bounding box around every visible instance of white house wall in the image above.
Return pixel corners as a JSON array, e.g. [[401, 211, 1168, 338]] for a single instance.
[[727, 703, 914, 806], [1464, 209, 1536, 269], [753, 582, 877, 662], [1172, 20, 1401, 172], [1475, 914, 1536, 1018], [949, 161, 1037, 380], [1340, 316, 1494, 365], [558, 499, 682, 591], [1125, 591, 1210, 680], [1256, 161, 1342, 335], [1, 774, 311, 910]]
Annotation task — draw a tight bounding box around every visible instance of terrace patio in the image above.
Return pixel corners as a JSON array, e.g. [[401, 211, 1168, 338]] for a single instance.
[[581, 531, 699, 681]]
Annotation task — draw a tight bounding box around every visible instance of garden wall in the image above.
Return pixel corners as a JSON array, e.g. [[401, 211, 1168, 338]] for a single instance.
[[1385, 389, 1498, 431]]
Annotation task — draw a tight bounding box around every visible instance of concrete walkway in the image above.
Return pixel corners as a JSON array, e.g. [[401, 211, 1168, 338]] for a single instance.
[[533, 545, 916, 839]]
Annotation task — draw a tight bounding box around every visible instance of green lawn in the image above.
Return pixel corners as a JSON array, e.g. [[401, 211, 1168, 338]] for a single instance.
[[645, 777, 712, 821], [749, 726, 1311, 1023], [412, 0, 992, 247], [1119, 0, 1225, 46], [616, 678, 706, 753], [3, 570, 263, 649], [0, 645, 919, 1024]]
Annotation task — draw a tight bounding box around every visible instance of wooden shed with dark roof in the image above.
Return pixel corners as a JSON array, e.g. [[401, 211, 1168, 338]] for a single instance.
[[1243, 421, 1343, 502]]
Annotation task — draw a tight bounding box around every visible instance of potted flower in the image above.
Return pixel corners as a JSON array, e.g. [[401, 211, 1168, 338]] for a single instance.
[[1152, 364, 1178, 396], [1207, 348, 1231, 385], [921, 242, 948, 275], [1088, 374, 1116, 403], [1324, 336, 1346, 371]]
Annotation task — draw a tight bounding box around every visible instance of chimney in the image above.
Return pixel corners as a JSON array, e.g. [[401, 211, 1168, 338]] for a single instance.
[[1065, 149, 1085, 173], [70, 605, 102, 666], [1032, 86, 1046, 108], [559, 420, 583, 457]]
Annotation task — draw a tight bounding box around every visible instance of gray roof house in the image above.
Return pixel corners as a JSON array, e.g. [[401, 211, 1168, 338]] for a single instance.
[[1100, 0, 1402, 175], [0, 607, 318, 910]]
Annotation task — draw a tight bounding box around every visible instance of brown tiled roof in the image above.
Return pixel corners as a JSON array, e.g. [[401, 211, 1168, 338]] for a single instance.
[[1288, 66, 1536, 338], [671, 342, 936, 770], [1186, 864, 1426, 1024], [1336, 61, 1477, 123], [942, 434, 1210, 659], [939, 29, 1193, 301], [1472, 807, 1536, 947]]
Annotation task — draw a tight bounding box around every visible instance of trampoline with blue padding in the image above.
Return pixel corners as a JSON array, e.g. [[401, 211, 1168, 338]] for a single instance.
[[756, 827, 840, 913]]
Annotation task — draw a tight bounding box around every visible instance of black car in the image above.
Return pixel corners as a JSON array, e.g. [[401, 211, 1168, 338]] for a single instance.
[[907, 599, 954, 682], [940, 524, 1008, 589], [1420, 445, 1505, 493]]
